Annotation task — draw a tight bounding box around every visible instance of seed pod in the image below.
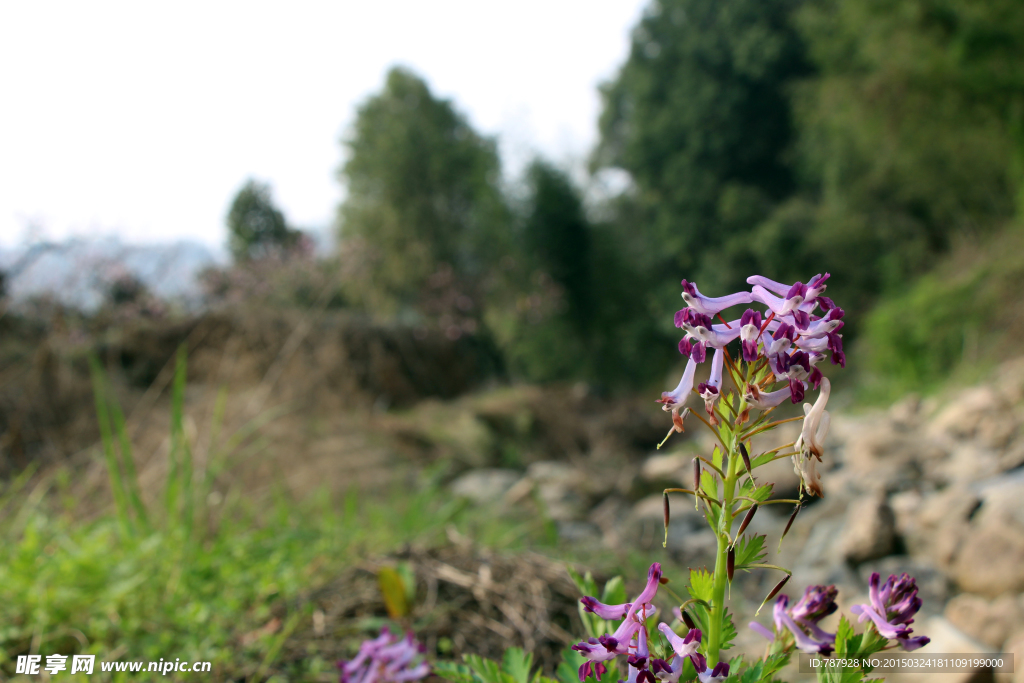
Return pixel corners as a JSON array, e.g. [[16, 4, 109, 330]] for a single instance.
[[782, 503, 802, 542], [737, 503, 758, 537], [739, 442, 752, 477], [681, 609, 696, 630], [727, 545, 735, 582], [659, 576, 670, 585], [765, 574, 790, 602], [663, 492, 670, 548], [693, 457, 701, 491]]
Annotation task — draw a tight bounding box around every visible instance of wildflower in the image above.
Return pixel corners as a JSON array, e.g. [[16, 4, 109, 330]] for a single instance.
[[680, 280, 754, 316], [772, 593, 835, 655], [742, 383, 791, 411], [850, 573, 930, 651], [739, 309, 762, 361], [696, 349, 724, 422], [793, 378, 831, 497], [697, 663, 730, 683], [657, 624, 706, 673], [574, 564, 663, 681], [339, 628, 430, 683]]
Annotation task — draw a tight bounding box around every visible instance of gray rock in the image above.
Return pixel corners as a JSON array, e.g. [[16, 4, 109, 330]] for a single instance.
[[837, 494, 896, 564], [945, 593, 1024, 649], [450, 468, 522, 504]]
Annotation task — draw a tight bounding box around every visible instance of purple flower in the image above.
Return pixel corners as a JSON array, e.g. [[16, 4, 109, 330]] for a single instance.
[[678, 337, 693, 357], [574, 564, 663, 681], [851, 573, 930, 651], [657, 624, 706, 673], [680, 280, 754, 316], [339, 628, 430, 683], [697, 349, 724, 421], [739, 309, 763, 361], [772, 594, 835, 655], [768, 322, 797, 357], [790, 585, 839, 645], [690, 340, 707, 363], [743, 383, 791, 411], [697, 662, 729, 683]]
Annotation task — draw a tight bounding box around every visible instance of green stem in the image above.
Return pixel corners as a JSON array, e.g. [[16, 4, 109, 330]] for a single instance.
[[707, 437, 738, 666]]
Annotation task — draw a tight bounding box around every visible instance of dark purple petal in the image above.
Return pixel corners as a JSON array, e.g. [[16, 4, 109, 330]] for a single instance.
[[690, 341, 707, 363], [786, 282, 807, 300], [809, 367, 823, 390], [792, 309, 810, 330], [678, 337, 693, 356], [789, 379, 805, 403]]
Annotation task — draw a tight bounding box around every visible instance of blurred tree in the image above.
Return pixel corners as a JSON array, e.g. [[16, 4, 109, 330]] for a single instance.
[[226, 180, 299, 262], [790, 0, 1024, 312], [336, 67, 510, 313], [593, 0, 811, 296], [522, 160, 592, 332]]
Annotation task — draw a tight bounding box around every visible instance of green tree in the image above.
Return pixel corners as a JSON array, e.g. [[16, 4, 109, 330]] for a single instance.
[[594, 0, 811, 295], [522, 160, 592, 332], [226, 180, 299, 262], [336, 67, 509, 311], [789, 0, 1024, 311]]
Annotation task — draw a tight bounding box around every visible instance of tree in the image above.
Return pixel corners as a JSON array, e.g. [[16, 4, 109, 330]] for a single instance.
[[226, 180, 299, 262], [789, 0, 1024, 310], [594, 0, 811, 296], [336, 67, 510, 311], [522, 160, 593, 331]]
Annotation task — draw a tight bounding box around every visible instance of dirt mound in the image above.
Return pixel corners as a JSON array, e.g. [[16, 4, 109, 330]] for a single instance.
[[272, 540, 591, 678]]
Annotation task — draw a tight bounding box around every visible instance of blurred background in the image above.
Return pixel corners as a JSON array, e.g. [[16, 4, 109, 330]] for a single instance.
[[2, 0, 1024, 680]]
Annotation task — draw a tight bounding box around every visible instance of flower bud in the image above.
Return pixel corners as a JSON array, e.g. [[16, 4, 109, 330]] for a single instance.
[[765, 575, 790, 602], [727, 545, 735, 582]]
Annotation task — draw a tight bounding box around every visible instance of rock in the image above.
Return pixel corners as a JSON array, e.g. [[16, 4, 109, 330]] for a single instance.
[[945, 594, 1024, 649], [625, 494, 716, 561], [998, 629, 1024, 683], [883, 616, 997, 683], [902, 487, 978, 569], [527, 461, 591, 522], [889, 393, 923, 427], [589, 496, 630, 547], [837, 494, 896, 564], [450, 469, 522, 504], [953, 522, 1024, 597], [640, 452, 692, 483], [837, 416, 945, 489], [929, 387, 1017, 448]]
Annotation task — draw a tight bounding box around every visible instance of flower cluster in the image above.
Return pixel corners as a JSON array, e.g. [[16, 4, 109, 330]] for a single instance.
[[750, 585, 839, 655], [340, 628, 430, 683], [573, 563, 730, 683], [851, 573, 930, 651], [660, 275, 845, 496], [751, 576, 930, 656]]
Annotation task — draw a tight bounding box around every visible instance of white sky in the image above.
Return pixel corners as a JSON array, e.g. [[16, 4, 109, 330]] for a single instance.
[[0, 1, 647, 251]]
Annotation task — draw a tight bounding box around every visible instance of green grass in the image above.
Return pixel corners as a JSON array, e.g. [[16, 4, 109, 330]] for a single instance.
[[0, 473, 551, 682]]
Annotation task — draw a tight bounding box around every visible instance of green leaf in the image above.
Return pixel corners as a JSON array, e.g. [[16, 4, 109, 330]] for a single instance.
[[433, 661, 477, 683], [556, 648, 585, 683], [712, 445, 724, 471], [502, 648, 533, 683], [601, 576, 627, 606], [378, 566, 409, 618], [464, 654, 509, 683], [835, 615, 855, 656], [738, 478, 774, 504], [687, 568, 714, 603], [719, 608, 738, 650], [733, 534, 767, 569]]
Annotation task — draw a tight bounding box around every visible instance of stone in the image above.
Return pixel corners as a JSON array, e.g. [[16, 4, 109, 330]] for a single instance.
[[882, 616, 997, 683], [837, 493, 896, 564], [640, 452, 692, 483], [929, 387, 1016, 448], [953, 522, 1024, 597], [449, 468, 521, 504], [945, 593, 1024, 649], [998, 629, 1024, 683], [526, 461, 590, 522]]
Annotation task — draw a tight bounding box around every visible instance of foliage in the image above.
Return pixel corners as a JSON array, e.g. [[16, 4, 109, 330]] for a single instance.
[[594, 0, 812, 296], [227, 179, 301, 262], [336, 67, 510, 315], [860, 225, 1024, 399], [787, 0, 1024, 312]]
